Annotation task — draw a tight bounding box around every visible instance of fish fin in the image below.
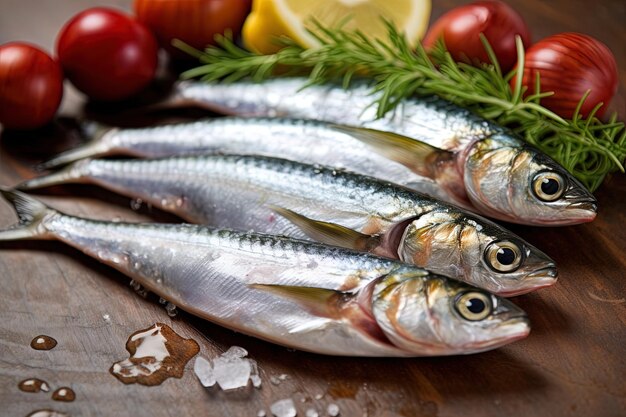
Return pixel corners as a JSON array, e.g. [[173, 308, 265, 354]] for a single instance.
[[269, 205, 378, 251], [37, 121, 114, 170], [330, 125, 453, 179], [17, 159, 91, 190], [250, 284, 342, 318], [0, 188, 56, 240]]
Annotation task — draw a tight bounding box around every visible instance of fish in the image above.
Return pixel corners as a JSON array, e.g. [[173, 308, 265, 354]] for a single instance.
[[170, 78, 597, 226], [19, 154, 558, 296], [39, 117, 459, 207], [0, 188, 530, 357]]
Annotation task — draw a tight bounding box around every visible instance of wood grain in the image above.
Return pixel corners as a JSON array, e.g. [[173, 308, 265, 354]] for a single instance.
[[1, 1, 625, 417]]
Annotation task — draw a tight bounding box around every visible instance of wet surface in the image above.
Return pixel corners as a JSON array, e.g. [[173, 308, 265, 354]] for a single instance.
[[30, 335, 57, 351], [110, 323, 199, 386]]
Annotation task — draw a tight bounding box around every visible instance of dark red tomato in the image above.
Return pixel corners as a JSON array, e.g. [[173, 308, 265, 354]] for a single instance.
[[0, 42, 64, 130], [56, 7, 159, 101], [516, 33, 618, 119], [423, 0, 531, 72], [134, 0, 252, 57]]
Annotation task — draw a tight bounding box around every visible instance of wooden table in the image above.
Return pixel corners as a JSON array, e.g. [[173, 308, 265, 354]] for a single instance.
[[1, 1, 624, 416]]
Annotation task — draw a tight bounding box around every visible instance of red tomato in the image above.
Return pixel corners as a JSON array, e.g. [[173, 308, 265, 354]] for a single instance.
[[133, 0, 252, 57], [56, 7, 159, 101], [515, 33, 618, 119], [0, 42, 64, 130], [423, 0, 531, 72]]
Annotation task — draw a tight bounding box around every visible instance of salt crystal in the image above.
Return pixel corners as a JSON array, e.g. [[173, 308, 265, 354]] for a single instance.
[[270, 398, 296, 417], [327, 403, 340, 416], [249, 359, 262, 388], [193, 356, 215, 387], [314, 394, 323, 400], [102, 314, 111, 323], [223, 345, 248, 359], [257, 411, 266, 417], [213, 354, 251, 390], [306, 408, 319, 417]]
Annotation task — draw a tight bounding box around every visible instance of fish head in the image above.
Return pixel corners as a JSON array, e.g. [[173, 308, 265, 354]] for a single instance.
[[463, 135, 597, 225], [371, 269, 530, 355], [396, 211, 558, 296]]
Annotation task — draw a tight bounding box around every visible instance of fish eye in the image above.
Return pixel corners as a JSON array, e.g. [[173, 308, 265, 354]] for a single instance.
[[455, 292, 492, 321], [533, 171, 565, 201], [485, 241, 523, 272]]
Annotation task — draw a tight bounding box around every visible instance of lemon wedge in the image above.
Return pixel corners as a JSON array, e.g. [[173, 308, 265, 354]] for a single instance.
[[243, 0, 431, 54]]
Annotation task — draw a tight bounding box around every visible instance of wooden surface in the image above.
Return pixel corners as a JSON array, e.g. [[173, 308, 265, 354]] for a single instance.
[[1, 1, 625, 416]]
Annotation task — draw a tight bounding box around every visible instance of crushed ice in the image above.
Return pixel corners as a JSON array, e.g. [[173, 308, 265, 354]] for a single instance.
[[193, 346, 261, 390]]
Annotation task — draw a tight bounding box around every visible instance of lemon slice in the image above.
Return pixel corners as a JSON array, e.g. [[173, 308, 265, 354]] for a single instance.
[[243, 0, 431, 54]]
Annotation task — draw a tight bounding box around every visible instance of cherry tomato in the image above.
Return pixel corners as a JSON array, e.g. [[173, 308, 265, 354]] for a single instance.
[[56, 7, 159, 101], [0, 42, 64, 130], [515, 33, 618, 119], [133, 0, 252, 58], [423, 0, 531, 72]]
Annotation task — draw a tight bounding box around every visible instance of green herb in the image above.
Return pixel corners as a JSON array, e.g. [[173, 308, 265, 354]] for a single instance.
[[176, 21, 625, 192]]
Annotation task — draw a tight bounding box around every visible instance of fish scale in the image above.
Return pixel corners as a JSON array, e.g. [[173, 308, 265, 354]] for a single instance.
[[0, 188, 531, 357], [20, 154, 558, 296], [170, 78, 598, 226]]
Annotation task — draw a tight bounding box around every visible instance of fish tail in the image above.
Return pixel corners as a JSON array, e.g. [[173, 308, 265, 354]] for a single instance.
[[0, 188, 56, 241], [17, 159, 91, 191], [37, 120, 112, 170]]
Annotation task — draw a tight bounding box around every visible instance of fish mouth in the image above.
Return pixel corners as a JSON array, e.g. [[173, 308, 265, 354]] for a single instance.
[[496, 266, 558, 297], [463, 318, 530, 351], [529, 200, 597, 226]]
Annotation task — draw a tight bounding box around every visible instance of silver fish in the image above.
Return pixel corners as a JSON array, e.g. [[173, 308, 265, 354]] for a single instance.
[[174, 78, 598, 226], [0, 188, 530, 357], [40, 118, 458, 206], [19, 155, 557, 296]]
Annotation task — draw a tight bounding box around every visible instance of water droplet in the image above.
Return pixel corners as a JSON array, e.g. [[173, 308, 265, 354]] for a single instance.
[[26, 410, 69, 417], [30, 335, 57, 351], [175, 198, 184, 208], [52, 387, 75, 402], [18, 378, 49, 393], [270, 375, 281, 385], [278, 373, 288, 381], [112, 216, 122, 223], [133, 262, 142, 270], [130, 198, 143, 211], [165, 302, 178, 317], [315, 394, 323, 400], [270, 398, 296, 417], [102, 314, 111, 323], [129, 280, 148, 298], [257, 411, 267, 417], [327, 403, 340, 416], [110, 323, 199, 386]]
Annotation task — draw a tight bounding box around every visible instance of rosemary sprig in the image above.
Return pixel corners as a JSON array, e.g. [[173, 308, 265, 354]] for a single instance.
[[176, 22, 625, 192]]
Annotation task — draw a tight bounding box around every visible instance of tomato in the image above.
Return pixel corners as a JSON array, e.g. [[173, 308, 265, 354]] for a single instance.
[[515, 33, 618, 119], [423, 0, 531, 72], [0, 42, 64, 130], [56, 7, 159, 101], [134, 0, 252, 57]]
